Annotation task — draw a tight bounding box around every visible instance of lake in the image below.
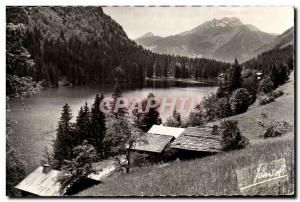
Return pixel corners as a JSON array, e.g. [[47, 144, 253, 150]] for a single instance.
[[7, 79, 218, 173]]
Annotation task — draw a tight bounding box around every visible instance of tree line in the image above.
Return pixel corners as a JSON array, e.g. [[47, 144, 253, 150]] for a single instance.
[[242, 45, 293, 74]]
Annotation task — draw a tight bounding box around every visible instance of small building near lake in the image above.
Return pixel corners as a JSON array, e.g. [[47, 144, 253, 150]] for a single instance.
[[171, 126, 223, 158], [129, 125, 185, 154], [15, 165, 62, 196], [130, 125, 223, 158], [147, 124, 185, 138], [15, 158, 124, 197], [130, 133, 174, 153]]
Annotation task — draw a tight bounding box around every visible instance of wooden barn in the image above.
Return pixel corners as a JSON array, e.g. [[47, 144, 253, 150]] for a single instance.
[[15, 165, 62, 196], [130, 125, 223, 159], [15, 158, 125, 197], [130, 133, 174, 153], [147, 125, 185, 138], [171, 126, 223, 159], [129, 125, 185, 155]]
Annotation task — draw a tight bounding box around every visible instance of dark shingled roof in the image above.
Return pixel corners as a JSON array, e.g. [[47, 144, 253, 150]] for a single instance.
[[130, 133, 174, 153], [170, 127, 223, 153]]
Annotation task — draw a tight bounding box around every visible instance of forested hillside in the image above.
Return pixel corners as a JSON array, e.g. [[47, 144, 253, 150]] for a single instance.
[[243, 45, 294, 73], [6, 6, 230, 94]]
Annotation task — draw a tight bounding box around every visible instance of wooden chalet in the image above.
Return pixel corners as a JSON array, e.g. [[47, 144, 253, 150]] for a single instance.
[[130, 125, 223, 159], [15, 158, 125, 197], [171, 126, 223, 158], [147, 124, 185, 138], [15, 165, 62, 196], [130, 133, 174, 153], [129, 125, 185, 154]]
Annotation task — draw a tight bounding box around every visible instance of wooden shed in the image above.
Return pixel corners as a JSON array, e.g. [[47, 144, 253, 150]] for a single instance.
[[15, 158, 125, 196], [129, 125, 185, 155], [130, 133, 174, 153], [171, 126, 223, 158], [147, 124, 185, 138], [15, 165, 62, 196]]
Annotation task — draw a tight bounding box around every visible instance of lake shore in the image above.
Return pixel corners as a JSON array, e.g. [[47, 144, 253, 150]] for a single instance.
[[7, 80, 218, 174]]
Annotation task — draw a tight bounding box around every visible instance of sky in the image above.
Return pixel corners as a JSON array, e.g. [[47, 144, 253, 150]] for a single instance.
[[103, 6, 294, 39]]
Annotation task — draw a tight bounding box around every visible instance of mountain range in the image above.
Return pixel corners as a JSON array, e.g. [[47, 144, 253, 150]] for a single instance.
[[135, 17, 294, 62]]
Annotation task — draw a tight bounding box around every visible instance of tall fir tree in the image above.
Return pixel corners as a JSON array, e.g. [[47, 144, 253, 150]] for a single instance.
[[140, 93, 161, 132], [90, 94, 106, 155], [53, 103, 74, 169], [75, 102, 90, 144], [229, 59, 243, 92], [110, 82, 127, 118]]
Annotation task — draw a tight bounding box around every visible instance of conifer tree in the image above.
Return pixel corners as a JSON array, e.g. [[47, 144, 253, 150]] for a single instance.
[[75, 102, 90, 144], [53, 103, 74, 169], [90, 94, 106, 155], [110, 82, 127, 118], [270, 64, 289, 89], [228, 59, 243, 91], [138, 93, 161, 132]]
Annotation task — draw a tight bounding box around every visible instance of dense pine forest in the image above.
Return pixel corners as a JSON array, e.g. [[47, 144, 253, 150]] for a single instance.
[[242, 45, 294, 74], [7, 6, 230, 94]]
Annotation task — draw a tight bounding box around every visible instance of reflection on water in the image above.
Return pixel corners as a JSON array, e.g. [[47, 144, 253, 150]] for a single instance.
[[7, 79, 218, 173]]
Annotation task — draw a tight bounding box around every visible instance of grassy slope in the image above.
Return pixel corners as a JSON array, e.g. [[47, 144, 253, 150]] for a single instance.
[[77, 73, 295, 196]]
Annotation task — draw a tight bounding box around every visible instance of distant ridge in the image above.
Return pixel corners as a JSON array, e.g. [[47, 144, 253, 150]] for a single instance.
[[135, 17, 278, 62], [135, 32, 162, 47]]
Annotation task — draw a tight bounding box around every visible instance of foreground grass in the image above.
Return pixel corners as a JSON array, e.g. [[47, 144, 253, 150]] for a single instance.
[[77, 135, 294, 196]]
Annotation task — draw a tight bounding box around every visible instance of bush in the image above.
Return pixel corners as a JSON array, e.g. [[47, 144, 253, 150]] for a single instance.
[[215, 97, 231, 118], [187, 104, 205, 126], [263, 121, 291, 138], [131, 153, 150, 167], [257, 113, 292, 138], [258, 76, 274, 95], [258, 95, 275, 106], [230, 88, 251, 115], [201, 93, 218, 121], [165, 109, 182, 127], [161, 143, 179, 162], [242, 75, 258, 104], [6, 144, 26, 197], [221, 120, 249, 151], [263, 125, 283, 138], [257, 89, 283, 106], [58, 140, 99, 195], [271, 89, 284, 98]]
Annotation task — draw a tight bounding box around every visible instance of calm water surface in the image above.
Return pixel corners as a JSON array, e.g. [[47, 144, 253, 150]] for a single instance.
[[7, 80, 217, 173]]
